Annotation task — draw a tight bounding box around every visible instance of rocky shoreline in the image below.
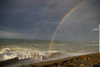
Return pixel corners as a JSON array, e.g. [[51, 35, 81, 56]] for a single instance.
[[0, 57, 18, 67], [20, 52, 100, 67]]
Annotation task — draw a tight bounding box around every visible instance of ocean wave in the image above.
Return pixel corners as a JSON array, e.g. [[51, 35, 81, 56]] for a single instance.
[[0, 45, 95, 61], [0, 46, 45, 61], [0, 46, 62, 61]]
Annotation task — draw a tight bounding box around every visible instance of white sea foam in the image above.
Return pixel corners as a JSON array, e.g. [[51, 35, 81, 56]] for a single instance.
[[0, 46, 44, 61], [0, 45, 95, 61]]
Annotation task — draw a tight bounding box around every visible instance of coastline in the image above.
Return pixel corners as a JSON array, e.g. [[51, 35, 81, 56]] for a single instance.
[[20, 52, 100, 67]]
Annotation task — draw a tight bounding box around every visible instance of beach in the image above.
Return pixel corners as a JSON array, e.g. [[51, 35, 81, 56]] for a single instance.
[[0, 52, 100, 67], [20, 52, 100, 67]]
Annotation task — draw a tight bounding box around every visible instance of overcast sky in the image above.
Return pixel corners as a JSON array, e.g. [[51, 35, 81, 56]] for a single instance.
[[0, 0, 100, 42]]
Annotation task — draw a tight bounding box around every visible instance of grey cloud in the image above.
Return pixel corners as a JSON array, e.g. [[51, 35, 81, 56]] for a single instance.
[[0, 0, 99, 40], [55, 0, 100, 42]]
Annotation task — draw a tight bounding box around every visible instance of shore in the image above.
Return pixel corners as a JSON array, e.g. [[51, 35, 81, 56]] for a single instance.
[[1, 58, 41, 67], [20, 52, 100, 67]]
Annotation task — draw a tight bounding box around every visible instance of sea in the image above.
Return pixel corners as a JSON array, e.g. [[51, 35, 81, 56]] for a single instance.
[[0, 38, 98, 61]]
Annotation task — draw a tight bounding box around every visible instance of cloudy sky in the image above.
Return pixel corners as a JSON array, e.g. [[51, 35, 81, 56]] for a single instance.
[[0, 0, 100, 42]]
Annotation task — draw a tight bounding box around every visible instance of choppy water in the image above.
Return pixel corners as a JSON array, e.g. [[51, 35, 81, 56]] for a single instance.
[[0, 38, 49, 61], [0, 38, 98, 61]]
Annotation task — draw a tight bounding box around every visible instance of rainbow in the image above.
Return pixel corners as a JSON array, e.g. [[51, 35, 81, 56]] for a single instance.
[[48, 0, 85, 52]]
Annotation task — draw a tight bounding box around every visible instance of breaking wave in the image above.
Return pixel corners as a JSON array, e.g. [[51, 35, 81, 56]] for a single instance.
[[0, 46, 45, 61], [0, 45, 61, 61]]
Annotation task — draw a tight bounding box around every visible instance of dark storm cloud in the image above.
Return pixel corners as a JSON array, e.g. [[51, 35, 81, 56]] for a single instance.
[[55, 0, 100, 42], [0, 0, 99, 41], [0, 0, 83, 39]]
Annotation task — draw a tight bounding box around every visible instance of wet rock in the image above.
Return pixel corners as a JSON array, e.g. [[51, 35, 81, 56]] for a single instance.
[[92, 63, 100, 67]]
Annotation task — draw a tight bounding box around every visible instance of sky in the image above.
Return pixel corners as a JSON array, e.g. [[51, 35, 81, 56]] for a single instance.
[[0, 0, 100, 42]]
